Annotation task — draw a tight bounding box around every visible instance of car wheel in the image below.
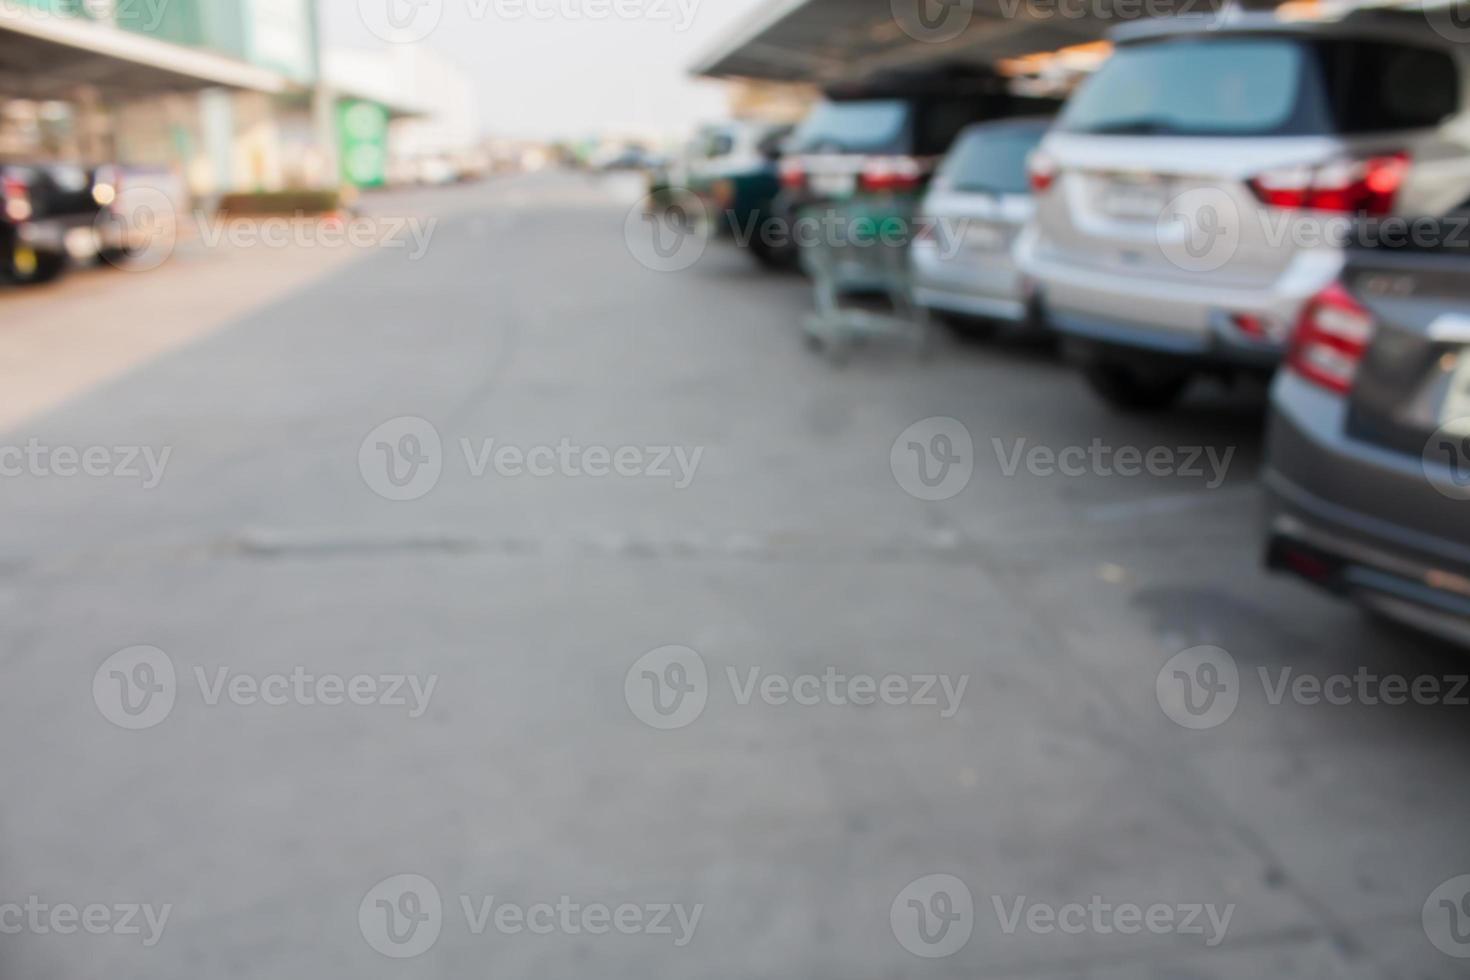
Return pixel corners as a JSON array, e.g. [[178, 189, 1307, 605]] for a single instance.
[[1082, 360, 1192, 412], [99, 246, 137, 268], [1021, 298, 1055, 347], [748, 234, 798, 271], [933, 311, 995, 343]]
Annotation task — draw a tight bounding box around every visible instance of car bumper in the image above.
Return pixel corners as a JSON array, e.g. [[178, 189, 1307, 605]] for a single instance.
[[1016, 233, 1341, 369], [912, 284, 1027, 322], [1263, 373, 1470, 646], [1264, 488, 1470, 647], [15, 211, 119, 259], [1051, 308, 1283, 370], [911, 244, 1029, 323]]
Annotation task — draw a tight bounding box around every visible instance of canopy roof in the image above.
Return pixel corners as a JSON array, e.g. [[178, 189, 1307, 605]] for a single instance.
[[0, 5, 292, 99], [694, 0, 1298, 85]]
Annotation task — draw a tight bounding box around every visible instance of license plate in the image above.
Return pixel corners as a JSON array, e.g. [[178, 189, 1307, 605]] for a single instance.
[[811, 173, 856, 199], [65, 228, 98, 260], [13, 246, 36, 276], [964, 224, 1003, 250], [1102, 179, 1169, 220]]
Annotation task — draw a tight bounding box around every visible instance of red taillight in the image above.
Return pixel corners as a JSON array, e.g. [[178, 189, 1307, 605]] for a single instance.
[[1230, 313, 1267, 339], [3, 174, 31, 222], [859, 156, 923, 194], [1249, 152, 1408, 217], [1287, 282, 1376, 394], [1028, 150, 1057, 194], [779, 158, 806, 191]]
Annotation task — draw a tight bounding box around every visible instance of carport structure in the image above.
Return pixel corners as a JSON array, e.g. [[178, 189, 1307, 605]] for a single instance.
[[694, 0, 1311, 84]]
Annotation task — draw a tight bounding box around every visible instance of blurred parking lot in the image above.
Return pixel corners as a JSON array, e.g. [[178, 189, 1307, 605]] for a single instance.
[[1, 171, 1467, 979]]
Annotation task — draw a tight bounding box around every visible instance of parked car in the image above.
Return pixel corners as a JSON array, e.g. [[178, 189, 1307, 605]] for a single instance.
[[1017, 12, 1470, 411], [1, 160, 109, 285], [595, 145, 658, 173], [911, 117, 1052, 337], [685, 121, 796, 270], [1263, 213, 1470, 647], [777, 66, 1059, 295], [646, 127, 714, 220]]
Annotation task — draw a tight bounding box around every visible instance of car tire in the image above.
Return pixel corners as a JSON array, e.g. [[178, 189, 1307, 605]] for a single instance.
[[1021, 298, 1054, 345], [99, 246, 136, 268], [748, 233, 797, 271], [1082, 360, 1191, 412], [934, 311, 996, 343]]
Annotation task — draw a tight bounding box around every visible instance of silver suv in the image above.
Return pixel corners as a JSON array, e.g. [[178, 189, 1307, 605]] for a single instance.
[[1016, 11, 1470, 411]]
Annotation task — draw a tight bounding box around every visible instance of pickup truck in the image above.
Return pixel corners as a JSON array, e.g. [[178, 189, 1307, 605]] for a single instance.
[[1, 160, 131, 286], [1264, 212, 1470, 646]]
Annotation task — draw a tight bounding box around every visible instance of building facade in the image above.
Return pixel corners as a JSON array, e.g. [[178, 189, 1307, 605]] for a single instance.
[[1, 0, 325, 196]]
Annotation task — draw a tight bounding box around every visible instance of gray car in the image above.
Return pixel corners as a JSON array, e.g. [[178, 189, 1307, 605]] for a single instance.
[[1016, 11, 1470, 411], [1264, 214, 1470, 646], [911, 118, 1051, 336]]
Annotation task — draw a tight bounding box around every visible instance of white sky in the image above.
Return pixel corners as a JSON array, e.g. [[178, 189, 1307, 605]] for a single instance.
[[322, 0, 772, 141]]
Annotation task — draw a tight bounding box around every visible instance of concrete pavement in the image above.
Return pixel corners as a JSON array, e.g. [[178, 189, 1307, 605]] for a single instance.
[[0, 172, 1467, 980]]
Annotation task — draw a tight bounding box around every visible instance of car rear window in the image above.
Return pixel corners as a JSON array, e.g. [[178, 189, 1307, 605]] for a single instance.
[[793, 100, 909, 154], [1060, 36, 1460, 137], [701, 130, 736, 159], [1060, 39, 1306, 136], [938, 126, 1047, 194]]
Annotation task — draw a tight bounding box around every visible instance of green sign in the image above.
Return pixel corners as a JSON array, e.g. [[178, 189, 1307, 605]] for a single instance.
[[338, 100, 389, 189]]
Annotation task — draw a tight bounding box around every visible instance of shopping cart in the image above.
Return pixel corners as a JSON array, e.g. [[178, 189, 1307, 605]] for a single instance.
[[799, 200, 936, 364]]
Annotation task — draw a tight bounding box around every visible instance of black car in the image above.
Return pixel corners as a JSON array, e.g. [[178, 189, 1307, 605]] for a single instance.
[[777, 65, 1059, 218], [1, 160, 111, 285]]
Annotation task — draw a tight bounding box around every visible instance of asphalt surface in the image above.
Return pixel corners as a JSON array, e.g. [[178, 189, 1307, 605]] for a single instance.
[[2, 172, 1468, 980]]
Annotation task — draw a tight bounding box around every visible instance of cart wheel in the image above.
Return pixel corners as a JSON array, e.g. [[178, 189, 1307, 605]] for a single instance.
[[916, 324, 941, 363], [803, 332, 826, 353], [825, 342, 852, 367]]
